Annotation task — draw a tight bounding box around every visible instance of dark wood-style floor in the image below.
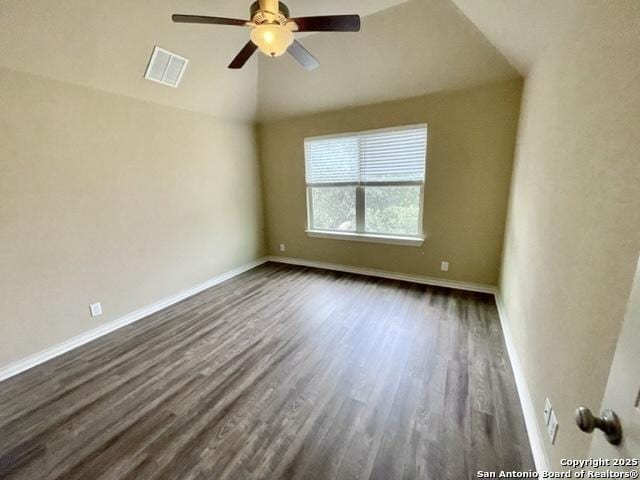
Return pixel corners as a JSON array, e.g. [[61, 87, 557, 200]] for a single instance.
[[0, 262, 533, 480]]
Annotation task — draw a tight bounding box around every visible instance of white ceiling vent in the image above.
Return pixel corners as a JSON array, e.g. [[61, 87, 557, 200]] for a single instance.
[[144, 46, 188, 88]]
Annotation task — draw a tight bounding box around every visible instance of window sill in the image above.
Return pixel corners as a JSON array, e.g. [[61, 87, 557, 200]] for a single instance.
[[305, 230, 425, 247]]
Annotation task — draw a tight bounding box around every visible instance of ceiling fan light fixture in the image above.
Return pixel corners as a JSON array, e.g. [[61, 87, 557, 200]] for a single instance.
[[250, 24, 294, 57], [172, 3, 361, 70]]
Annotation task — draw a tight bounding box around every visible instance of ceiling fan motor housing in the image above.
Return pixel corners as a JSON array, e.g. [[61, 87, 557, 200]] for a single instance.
[[250, 1, 290, 24]]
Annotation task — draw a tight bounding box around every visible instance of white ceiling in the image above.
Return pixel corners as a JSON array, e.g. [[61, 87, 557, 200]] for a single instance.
[[284, 0, 410, 18], [0, 0, 261, 120], [0, 0, 522, 122], [257, 0, 518, 119], [448, 0, 580, 74]]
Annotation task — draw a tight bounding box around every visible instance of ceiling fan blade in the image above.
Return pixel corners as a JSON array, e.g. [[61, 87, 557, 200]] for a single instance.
[[172, 14, 248, 26], [229, 42, 258, 69], [288, 15, 361, 32], [288, 40, 320, 71]]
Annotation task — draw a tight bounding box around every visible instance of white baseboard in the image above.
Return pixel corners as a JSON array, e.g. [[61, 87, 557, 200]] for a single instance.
[[495, 293, 550, 473], [267, 256, 497, 294], [0, 257, 269, 383]]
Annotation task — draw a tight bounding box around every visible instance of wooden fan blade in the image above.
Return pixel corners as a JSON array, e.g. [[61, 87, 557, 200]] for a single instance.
[[288, 40, 320, 71], [172, 14, 249, 26], [288, 15, 361, 32], [229, 42, 258, 69]]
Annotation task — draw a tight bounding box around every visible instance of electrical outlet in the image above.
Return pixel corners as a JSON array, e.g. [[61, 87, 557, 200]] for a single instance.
[[90, 302, 103, 317], [547, 409, 558, 444], [279, 243, 286, 252], [441, 261, 449, 272], [544, 398, 553, 425]]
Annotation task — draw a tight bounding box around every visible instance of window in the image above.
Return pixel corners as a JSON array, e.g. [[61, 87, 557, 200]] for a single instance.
[[304, 125, 427, 246]]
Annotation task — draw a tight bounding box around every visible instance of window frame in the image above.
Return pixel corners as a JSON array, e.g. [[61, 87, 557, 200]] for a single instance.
[[304, 124, 427, 247]]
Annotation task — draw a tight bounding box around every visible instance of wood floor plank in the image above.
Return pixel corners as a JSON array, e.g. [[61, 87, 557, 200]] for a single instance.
[[0, 262, 534, 479]]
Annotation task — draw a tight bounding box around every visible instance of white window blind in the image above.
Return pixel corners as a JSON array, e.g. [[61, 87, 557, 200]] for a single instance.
[[305, 125, 427, 185], [304, 136, 359, 184], [304, 124, 427, 241]]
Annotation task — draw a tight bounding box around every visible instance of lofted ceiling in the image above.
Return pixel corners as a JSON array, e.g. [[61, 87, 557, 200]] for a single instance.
[[0, 0, 524, 122], [280, 0, 410, 18], [257, 0, 518, 120], [0, 0, 259, 121], [448, 0, 580, 74]]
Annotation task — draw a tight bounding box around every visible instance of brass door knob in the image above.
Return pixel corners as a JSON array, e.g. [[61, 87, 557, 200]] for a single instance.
[[575, 406, 623, 445]]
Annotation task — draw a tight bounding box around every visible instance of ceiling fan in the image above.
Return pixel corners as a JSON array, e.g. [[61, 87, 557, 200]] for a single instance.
[[172, 0, 361, 71]]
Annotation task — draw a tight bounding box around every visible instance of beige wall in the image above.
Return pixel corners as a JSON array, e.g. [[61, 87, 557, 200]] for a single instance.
[[500, 1, 640, 468], [0, 67, 265, 368], [258, 79, 522, 285]]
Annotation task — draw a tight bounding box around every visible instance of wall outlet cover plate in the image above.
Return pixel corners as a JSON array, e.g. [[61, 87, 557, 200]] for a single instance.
[[544, 397, 553, 425], [547, 409, 558, 444], [90, 303, 103, 317]]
